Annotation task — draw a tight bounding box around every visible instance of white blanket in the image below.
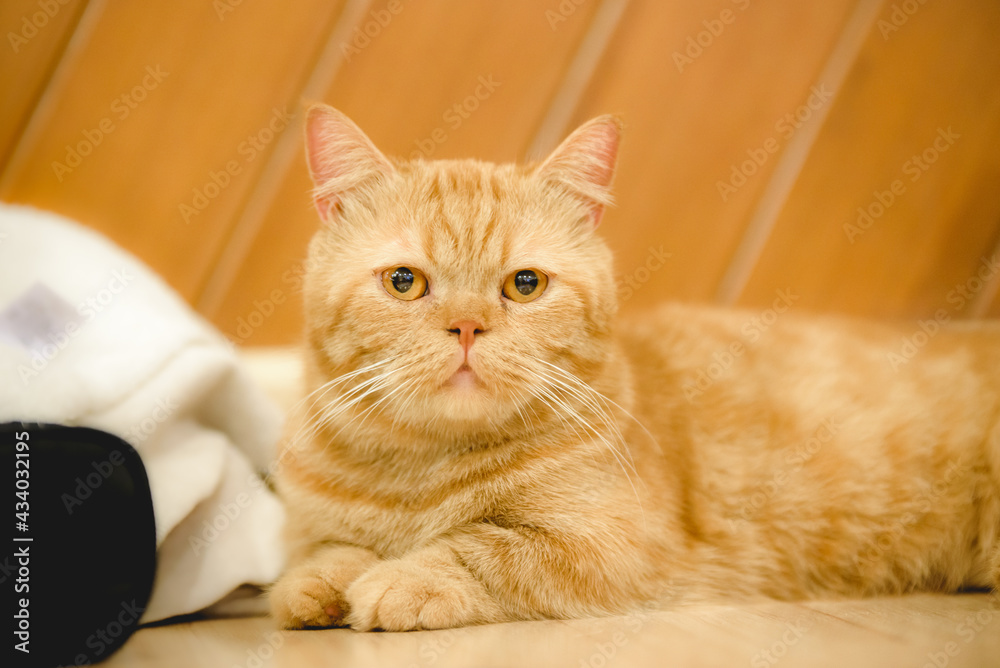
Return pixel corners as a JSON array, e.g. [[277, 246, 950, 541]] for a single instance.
[[0, 204, 286, 622]]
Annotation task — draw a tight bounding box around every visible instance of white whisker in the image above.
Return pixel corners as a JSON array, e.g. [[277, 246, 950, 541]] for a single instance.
[[514, 359, 648, 528], [288, 357, 411, 453], [536, 358, 661, 456]]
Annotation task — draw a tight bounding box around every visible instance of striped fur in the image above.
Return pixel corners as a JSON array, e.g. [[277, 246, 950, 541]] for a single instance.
[[270, 105, 1000, 631]]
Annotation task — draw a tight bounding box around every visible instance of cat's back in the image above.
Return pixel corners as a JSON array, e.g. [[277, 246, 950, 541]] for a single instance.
[[614, 300, 1000, 486], [618, 300, 1000, 400], [612, 302, 1000, 596]]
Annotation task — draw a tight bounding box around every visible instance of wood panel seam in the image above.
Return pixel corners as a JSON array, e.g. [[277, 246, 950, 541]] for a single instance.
[[969, 223, 1000, 318], [525, 0, 630, 161], [0, 0, 91, 174], [0, 0, 108, 194], [713, 0, 885, 305], [194, 0, 376, 317]]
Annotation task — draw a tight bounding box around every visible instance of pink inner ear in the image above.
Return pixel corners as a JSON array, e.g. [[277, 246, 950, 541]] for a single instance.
[[303, 105, 393, 222], [306, 109, 343, 220], [581, 122, 620, 190], [306, 109, 348, 185], [312, 192, 340, 220], [307, 108, 357, 219], [537, 116, 622, 229], [589, 203, 606, 228], [581, 122, 618, 228]]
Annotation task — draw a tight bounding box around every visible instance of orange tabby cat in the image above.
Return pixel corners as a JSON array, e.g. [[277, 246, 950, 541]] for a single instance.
[[269, 104, 1000, 631]]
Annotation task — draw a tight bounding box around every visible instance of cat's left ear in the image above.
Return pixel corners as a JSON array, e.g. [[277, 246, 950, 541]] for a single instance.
[[535, 115, 622, 228], [304, 103, 395, 223]]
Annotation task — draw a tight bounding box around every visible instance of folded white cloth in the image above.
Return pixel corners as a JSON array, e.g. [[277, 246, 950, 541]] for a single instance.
[[0, 204, 286, 622]]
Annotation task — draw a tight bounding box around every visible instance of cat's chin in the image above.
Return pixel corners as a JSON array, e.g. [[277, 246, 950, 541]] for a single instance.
[[435, 368, 493, 421]]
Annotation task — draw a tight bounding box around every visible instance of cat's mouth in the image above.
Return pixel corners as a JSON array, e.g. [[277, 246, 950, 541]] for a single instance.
[[447, 363, 480, 391]]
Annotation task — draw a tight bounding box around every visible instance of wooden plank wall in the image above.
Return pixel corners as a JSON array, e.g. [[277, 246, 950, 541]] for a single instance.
[[2, 0, 998, 345]]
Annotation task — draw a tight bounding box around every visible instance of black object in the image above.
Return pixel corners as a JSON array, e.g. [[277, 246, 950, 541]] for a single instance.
[[1, 423, 156, 667]]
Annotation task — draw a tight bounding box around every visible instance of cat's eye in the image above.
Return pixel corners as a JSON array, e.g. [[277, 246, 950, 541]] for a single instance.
[[381, 266, 428, 300], [502, 269, 548, 303]]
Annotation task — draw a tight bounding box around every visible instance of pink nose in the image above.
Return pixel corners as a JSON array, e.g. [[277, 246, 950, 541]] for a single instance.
[[448, 320, 486, 354]]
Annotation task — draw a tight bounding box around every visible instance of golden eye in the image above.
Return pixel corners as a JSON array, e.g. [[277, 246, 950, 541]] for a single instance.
[[382, 266, 428, 300], [503, 269, 548, 303]]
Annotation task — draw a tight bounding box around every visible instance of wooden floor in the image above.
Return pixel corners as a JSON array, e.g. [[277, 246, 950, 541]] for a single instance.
[[107, 592, 999, 668]]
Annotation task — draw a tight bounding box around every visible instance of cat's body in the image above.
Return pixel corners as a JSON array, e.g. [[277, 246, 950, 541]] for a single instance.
[[269, 106, 1000, 631]]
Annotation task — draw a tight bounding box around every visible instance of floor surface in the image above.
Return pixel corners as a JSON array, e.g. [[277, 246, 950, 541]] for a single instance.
[[106, 592, 1000, 668]]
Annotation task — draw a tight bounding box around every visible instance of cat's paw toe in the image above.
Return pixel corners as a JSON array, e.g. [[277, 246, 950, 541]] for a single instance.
[[344, 560, 478, 631], [269, 573, 348, 629]]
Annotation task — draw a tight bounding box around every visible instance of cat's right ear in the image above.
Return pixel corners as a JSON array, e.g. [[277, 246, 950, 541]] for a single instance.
[[536, 115, 622, 228], [304, 104, 394, 222]]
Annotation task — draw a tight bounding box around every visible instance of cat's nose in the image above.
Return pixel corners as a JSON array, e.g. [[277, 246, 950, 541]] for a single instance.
[[447, 320, 486, 353]]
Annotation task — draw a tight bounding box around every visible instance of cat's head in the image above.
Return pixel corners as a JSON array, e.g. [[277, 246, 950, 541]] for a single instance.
[[301, 104, 622, 442]]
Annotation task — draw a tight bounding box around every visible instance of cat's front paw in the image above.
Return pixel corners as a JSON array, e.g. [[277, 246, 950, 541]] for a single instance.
[[269, 544, 380, 629], [270, 571, 348, 629], [344, 556, 504, 631]]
